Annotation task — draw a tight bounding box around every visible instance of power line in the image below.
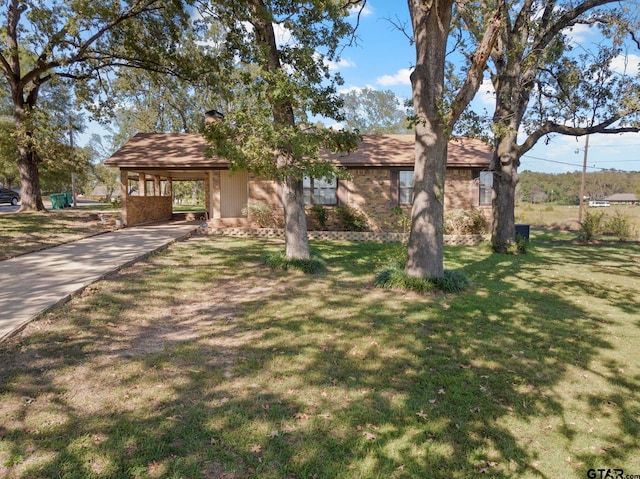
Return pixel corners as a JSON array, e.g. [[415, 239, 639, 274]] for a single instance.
[[521, 154, 608, 171]]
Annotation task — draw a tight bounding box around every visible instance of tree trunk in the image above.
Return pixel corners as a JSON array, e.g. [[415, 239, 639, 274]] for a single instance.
[[406, 129, 447, 278], [405, 0, 453, 279], [489, 65, 524, 253], [249, 0, 310, 260], [281, 175, 310, 260], [491, 135, 519, 252], [17, 148, 46, 211]]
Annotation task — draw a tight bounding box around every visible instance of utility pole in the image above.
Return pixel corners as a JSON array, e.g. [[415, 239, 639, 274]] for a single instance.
[[69, 119, 77, 208], [578, 134, 589, 223]]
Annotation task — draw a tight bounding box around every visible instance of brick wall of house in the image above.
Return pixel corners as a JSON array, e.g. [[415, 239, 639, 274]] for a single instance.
[[125, 196, 172, 226], [302, 168, 486, 232], [445, 169, 473, 209], [242, 167, 489, 232]]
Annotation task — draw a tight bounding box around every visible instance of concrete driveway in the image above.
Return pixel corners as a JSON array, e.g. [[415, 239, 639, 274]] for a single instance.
[[0, 222, 198, 342], [0, 204, 20, 214]]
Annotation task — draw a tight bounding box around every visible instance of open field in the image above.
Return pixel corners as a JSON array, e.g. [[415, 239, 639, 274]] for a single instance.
[[515, 203, 640, 238], [1, 235, 639, 478]]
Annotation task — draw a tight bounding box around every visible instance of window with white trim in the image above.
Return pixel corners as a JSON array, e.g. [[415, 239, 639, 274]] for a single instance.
[[479, 171, 493, 205], [303, 177, 337, 205], [398, 171, 414, 205]]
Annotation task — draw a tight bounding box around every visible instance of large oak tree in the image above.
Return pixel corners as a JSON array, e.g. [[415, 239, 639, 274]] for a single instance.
[[406, 0, 502, 278], [203, 0, 361, 260], [461, 0, 640, 252], [0, 0, 194, 211]]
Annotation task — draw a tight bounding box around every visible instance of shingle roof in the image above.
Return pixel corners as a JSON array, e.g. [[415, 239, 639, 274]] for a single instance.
[[105, 133, 218, 169], [324, 134, 492, 167], [105, 133, 492, 170], [604, 193, 638, 202]]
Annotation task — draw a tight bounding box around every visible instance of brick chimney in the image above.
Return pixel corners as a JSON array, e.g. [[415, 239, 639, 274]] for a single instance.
[[204, 109, 225, 124]]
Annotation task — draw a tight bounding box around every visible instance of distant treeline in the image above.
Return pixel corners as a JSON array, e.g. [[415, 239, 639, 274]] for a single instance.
[[518, 170, 640, 204]]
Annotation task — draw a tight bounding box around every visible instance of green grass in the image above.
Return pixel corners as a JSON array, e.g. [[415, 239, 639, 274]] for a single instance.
[[173, 204, 205, 212], [375, 266, 472, 293], [263, 250, 327, 274], [0, 211, 115, 260], [1, 233, 639, 478]]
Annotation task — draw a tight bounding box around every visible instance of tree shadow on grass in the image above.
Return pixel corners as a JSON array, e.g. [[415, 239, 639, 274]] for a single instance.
[[0, 237, 639, 478]]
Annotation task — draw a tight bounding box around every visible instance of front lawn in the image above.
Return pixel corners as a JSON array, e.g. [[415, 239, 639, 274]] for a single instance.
[[0, 211, 115, 260], [1, 235, 638, 478]]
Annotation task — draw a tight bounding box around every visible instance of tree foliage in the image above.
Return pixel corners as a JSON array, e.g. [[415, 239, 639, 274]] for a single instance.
[[339, 87, 411, 134], [518, 169, 640, 204], [202, 0, 362, 259], [458, 0, 640, 252], [0, 0, 196, 210]]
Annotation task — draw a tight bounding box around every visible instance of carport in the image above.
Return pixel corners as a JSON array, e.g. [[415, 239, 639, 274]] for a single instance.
[[105, 133, 249, 227]]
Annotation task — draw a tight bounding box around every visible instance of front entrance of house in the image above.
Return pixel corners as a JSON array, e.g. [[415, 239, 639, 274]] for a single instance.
[[220, 170, 248, 218]]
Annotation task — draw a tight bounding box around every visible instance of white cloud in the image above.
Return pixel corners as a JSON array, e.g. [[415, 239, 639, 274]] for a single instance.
[[564, 23, 592, 45], [325, 57, 356, 71], [478, 77, 495, 106], [376, 68, 412, 86], [337, 84, 376, 95], [610, 54, 640, 75], [349, 4, 373, 18]]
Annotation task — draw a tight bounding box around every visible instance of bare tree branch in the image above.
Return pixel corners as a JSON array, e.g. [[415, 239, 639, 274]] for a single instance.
[[519, 111, 640, 155]]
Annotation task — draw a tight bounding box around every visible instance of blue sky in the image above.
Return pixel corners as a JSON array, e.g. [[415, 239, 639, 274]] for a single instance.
[[329, 2, 640, 174]]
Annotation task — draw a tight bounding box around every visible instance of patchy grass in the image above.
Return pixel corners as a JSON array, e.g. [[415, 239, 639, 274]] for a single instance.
[[0, 211, 116, 260], [1, 234, 639, 478]]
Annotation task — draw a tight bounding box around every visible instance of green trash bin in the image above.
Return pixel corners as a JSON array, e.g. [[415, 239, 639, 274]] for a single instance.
[[50, 194, 63, 210], [64, 192, 72, 207]]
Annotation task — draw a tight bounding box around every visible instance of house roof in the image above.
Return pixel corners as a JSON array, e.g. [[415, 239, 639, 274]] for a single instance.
[[604, 193, 638, 202], [105, 133, 492, 178], [324, 134, 492, 168]]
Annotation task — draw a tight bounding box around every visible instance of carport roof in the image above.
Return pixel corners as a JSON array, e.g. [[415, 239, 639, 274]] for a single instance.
[[105, 133, 493, 175]]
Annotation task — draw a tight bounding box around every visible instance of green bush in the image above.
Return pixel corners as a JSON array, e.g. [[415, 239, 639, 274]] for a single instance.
[[335, 205, 369, 231], [604, 211, 634, 241], [243, 202, 281, 228], [311, 204, 329, 230], [375, 266, 472, 294], [444, 209, 488, 235], [579, 210, 605, 242], [431, 269, 473, 293], [263, 251, 326, 274]]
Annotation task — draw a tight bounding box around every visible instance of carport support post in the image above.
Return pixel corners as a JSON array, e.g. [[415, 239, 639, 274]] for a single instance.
[[208, 170, 219, 219], [139, 173, 147, 197], [120, 170, 129, 226], [153, 175, 161, 196]]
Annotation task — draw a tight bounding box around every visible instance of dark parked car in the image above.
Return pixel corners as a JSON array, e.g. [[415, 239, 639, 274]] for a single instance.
[[0, 187, 20, 206]]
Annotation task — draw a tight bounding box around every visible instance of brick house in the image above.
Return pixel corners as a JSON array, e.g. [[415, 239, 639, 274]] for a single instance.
[[104, 133, 493, 230]]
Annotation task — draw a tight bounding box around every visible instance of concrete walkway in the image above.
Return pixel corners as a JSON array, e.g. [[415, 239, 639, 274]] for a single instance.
[[0, 222, 199, 342]]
